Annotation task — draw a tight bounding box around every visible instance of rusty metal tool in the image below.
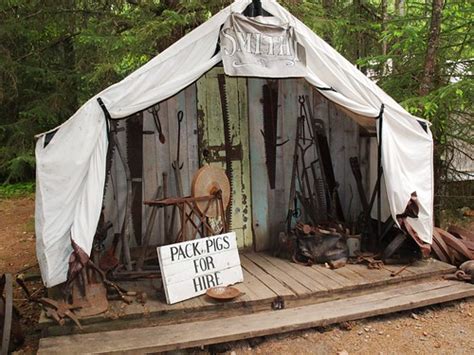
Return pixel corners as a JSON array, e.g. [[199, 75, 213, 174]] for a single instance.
[[171, 111, 185, 240], [148, 104, 165, 144], [304, 96, 344, 222], [37, 298, 82, 329], [349, 157, 370, 214], [172, 110, 184, 171], [436, 227, 473, 262], [99, 233, 120, 271], [261, 81, 288, 189], [390, 263, 411, 277], [286, 116, 304, 232], [110, 120, 133, 271], [136, 185, 163, 270], [217, 74, 235, 227]]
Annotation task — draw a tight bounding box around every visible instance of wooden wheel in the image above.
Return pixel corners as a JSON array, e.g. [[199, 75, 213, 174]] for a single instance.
[[191, 165, 231, 218]]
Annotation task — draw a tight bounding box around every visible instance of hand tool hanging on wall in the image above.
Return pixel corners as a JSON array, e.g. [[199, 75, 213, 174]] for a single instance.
[[299, 96, 326, 222], [171, 111, 185, 240], [172, 110, 184, 195], [302, 95, 345, 222], [287, 99, 320, 227], [136, 184, 163, 271], [349, 157, 370, 216], [217, 74, 235, 227], [261, 81, 288, 189], [148, 104, 166, 144], [126, 113, 144, 246], [286, 116, 303, 232], [349, 156, 373, 247], [108, 120, 133, 271]]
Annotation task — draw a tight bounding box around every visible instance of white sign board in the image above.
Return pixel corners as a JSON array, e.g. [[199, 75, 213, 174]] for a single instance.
[[157, 232, 243, 304], [220, 13, 306, 78]]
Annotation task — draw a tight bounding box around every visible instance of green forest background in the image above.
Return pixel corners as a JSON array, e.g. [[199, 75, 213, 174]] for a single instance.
[[0, 0, 472, 212]]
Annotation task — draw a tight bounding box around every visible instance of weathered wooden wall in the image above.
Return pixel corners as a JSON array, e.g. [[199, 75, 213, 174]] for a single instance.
[[103, 70, 373, 252], [196, 68, 253, 250], [103, 84, 199, 248], [249, 78, 373, 251]]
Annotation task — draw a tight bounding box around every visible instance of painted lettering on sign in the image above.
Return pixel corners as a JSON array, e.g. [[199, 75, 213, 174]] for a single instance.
[[221, 31, 300, 62], [157, 232, 243, 304], [220, 13, 306, 78]]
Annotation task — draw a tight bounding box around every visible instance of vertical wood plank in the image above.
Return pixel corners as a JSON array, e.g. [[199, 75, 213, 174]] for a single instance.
[[196, 68, 253, 249], [328, 102, 346, 221], [156, 101, 170, 245], [236, 76, 253, 248], [113, 120, 129, 240], [185, 84, 199, 182], [343, 111, 360, 224], [279, 79, 295, 235], [142, 109, 161, 245], [175, 89, 191, 196], [248, 78, 269, 251], [312, 89, 329, 134], [166, 95, 179, 198]]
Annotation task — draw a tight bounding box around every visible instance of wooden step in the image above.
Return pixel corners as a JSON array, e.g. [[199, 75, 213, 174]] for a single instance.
[[38, 280, 474, 354]]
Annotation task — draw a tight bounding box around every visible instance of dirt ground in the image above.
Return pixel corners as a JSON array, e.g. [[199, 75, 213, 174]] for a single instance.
[[1, 197, 473, 354]]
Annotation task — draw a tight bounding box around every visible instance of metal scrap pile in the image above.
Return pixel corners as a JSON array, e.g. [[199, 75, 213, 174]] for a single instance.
[[293, 222, 349, 269], [432, 225, 473, 266], [280, 95, 351, 268], [281, 95, 429, 269]]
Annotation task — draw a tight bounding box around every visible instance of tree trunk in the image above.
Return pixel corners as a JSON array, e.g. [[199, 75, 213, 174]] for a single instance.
[[322, 0, 334, 44], [353, 0, 367, 73], [395, 0, 405, 16], [381, 0, 388, 75], [63, 35, 78, 114], [419, 0, 443, 96], [419, 0, 444, 226]]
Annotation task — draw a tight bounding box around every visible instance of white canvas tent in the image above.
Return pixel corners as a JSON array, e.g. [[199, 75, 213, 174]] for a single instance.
[[35, 0, 434, 288]]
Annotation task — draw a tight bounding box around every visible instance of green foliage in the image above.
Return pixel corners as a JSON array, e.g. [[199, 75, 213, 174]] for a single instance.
[[0, 0, 472, 218], [0, 182, 35, 199]]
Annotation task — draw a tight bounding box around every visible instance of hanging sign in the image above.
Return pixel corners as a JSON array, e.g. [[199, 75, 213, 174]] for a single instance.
[[220, 13, 306, 78], [157, 232, 243, 304]]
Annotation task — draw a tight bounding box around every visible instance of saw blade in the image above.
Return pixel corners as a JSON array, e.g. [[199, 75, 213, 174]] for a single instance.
[[126, 114, 143, 245], [217, 73, 234, 228]]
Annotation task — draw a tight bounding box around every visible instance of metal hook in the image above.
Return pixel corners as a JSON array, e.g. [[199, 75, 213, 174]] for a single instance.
[[172, 110, 184, 170]]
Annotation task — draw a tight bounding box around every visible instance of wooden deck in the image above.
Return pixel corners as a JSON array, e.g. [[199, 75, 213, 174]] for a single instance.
[[38, 279, 474, 354], [39, 252, 457, 338]]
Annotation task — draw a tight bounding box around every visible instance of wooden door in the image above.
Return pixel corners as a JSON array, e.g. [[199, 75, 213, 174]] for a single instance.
[[196, 67, 253, 249]]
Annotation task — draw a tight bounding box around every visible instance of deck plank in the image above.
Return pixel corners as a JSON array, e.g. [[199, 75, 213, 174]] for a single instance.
[[311, 264, 358, 288], [238, 268, 276, 301], [346, 264, 392, 282], [407, 258, 456, 277], [261, 254, 329, 292], [38, 280, 474, 354], [38, 255, 457, 336], [332, 265, 367, 284], [240, 255, 295, 298], [291, 263, 347, 290], [245, 253, 313, 296]]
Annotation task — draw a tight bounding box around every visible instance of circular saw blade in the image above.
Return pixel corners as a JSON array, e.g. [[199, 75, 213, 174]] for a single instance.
[[191, 165, 231, 218]]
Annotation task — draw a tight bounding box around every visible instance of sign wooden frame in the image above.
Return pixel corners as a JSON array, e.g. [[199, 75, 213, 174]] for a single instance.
[[157, 232, 243, 304]]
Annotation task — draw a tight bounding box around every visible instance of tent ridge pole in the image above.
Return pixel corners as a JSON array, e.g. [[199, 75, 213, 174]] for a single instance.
[[97, 97, 111, 138]]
